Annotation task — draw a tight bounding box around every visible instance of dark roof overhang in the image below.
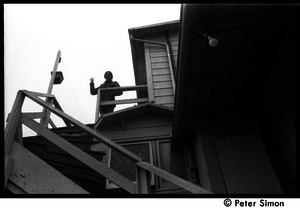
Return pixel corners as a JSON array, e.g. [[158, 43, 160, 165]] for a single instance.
[[172, 4, 298, 149]]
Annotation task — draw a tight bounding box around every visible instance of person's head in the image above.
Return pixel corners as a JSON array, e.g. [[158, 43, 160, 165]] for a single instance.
[[104, 71, 113, 81]]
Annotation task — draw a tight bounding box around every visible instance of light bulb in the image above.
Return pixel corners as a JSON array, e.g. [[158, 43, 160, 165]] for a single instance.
[[208, 36, 218, 47]]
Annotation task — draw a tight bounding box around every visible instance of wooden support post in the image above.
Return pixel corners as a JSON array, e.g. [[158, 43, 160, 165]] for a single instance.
[[5, 91, 25, 156], [41, 96, 54, 127], [15, 122, 23, 145], [47, 50, 61, 96], [40, 50, 61, 127], [136, 164, 151, 194], [95, 88, 101, 122], [166, 45, 176, 93], [144, 43, 155, 102], [5, 156, 14, 189]]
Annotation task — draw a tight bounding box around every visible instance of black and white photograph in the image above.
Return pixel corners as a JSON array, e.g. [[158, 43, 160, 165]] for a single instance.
[[3, 3, 298, 208]]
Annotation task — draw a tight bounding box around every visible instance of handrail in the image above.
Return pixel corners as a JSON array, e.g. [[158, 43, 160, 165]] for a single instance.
[[5, 90, 212, 194], [95, 85, 149, 122], [23, 90, 142, 162], [137, 162, 212, 194]]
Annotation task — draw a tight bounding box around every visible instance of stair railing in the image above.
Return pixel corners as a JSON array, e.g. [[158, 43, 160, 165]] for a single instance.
[[5, 90, 212, 194]]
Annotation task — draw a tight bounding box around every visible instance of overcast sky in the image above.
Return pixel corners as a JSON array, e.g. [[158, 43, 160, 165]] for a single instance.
[[4, 4, 181, 136]]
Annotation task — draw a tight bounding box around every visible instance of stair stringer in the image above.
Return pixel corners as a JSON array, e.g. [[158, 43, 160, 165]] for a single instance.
[[8, 141, 89, 194]]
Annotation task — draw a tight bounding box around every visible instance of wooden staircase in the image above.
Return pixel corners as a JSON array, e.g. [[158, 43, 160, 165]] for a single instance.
[[22, 126, 109, 194], [4, 90, 212, 194]]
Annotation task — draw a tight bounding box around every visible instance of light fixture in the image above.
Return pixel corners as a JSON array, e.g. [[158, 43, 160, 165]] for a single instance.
[[203, 33, 218, 47]]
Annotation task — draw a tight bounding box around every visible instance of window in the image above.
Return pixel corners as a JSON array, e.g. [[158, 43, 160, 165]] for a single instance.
[[106, 141, 154, 189]]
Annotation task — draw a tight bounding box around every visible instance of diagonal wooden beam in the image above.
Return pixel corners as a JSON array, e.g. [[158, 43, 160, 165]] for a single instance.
[[48, 118, 57, 128], [23, 112, 45, 119], [20, 114, 137, 194], [28, 91, 55, 98], [52, 97, 72, 127]]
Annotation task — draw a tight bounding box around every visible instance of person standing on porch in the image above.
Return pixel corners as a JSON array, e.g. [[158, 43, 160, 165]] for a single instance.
[[90, 71, 123, 114]]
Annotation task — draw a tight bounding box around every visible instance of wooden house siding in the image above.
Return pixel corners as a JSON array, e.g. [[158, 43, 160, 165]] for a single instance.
[[91, 112, 173, 165], [143, 32, 178, 108], [215, 132, 283, 194], [167, 31, 179, 70]]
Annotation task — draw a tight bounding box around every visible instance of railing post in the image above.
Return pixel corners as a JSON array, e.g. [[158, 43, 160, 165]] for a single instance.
[[41, 97, 54, 127], [5, 91, 25, 156], [95, 88, 101, 122], [136, 164, 151, 194], [40, 50, 61, 127]]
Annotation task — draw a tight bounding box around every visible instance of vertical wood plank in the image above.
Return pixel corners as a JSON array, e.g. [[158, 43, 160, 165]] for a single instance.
[[5, 156, 14, 189], [41, 97, 54, 127], [5, 91, 25, 156], [95, 88, 101, 122], [144, 42, 155, 102], [15, 122, 23, 145], [136, 165, 151, 194]]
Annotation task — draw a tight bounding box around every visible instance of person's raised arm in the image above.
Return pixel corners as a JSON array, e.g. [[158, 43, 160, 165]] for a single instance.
[[89, 77, 98, 95]]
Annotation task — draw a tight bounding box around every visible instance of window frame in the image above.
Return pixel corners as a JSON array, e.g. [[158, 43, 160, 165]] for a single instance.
[[106, 140, 155, 189]]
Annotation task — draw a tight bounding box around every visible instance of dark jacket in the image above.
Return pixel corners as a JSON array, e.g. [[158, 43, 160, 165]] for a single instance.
[[90, 80, 123, 113]]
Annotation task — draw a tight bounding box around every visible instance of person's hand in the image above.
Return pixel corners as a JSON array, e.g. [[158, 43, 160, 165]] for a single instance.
[[90, 77, 94, 82]]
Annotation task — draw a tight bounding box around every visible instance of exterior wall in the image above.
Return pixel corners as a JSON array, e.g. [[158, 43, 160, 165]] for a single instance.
[[91, 112, 187, 192], [260, 112, 296, 193], [144, 31, 179, 108], [193, 113, 283, 194], [215, 132, 282, 194]]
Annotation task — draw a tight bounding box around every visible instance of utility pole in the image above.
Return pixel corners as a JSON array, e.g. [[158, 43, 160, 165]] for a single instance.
[[40, 50, 61, 127]]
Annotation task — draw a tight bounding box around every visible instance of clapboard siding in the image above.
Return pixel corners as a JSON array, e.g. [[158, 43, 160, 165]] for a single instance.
[[153, 81, 173, 89], [149, 45, 165, 52], [154, 88, 174, 97], [150, 51, 168, 58], [155, 96, 174, 104], [151, 62, 169, 69], [167, 31, 179, 70], [153, 75, 172, 82], [171, 51, 178, 56], [144, 34, 176, 108], [169, 40, 178, 47], [215, 132, 283, 194], [152, 68, 170, 75], [151, 56, 168, 63]]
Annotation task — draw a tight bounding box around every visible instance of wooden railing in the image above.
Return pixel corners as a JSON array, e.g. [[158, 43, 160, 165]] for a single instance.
[[5, 90, 212, 194], [94, 85, 149, 122]]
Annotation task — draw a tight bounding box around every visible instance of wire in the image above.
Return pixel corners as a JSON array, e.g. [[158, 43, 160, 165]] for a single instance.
[[60, 60, 88, 124]]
